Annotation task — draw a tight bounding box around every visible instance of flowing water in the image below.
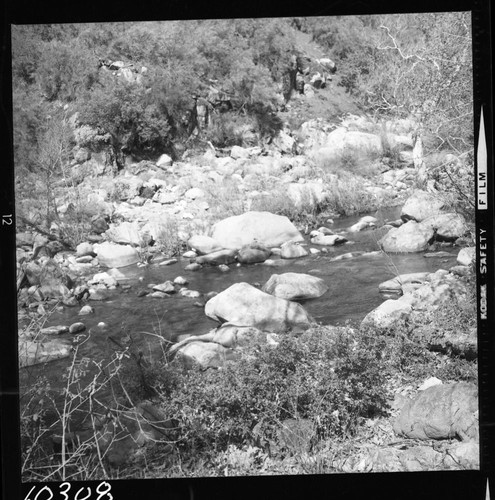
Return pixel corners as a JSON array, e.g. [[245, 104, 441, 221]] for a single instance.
[[22, 206, 459, 403]]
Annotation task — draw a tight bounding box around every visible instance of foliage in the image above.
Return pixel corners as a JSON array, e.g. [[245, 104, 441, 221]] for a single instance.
[[152, 326, 389, 463]]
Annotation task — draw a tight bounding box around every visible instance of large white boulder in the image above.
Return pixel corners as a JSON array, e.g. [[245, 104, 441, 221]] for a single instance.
[[105, 222, 143, 246], [94, 242, 140, 268], [457, 247, 475, 266], [204, 282, 311, 332], [420, 213, 467, 241], [211, 211, 304, 250], [262, 273, 328, 300], [188, 235, 223, 255], [379, 221, 435, 253], [401, 191, 445, 222], [361, 298, 412, 329]]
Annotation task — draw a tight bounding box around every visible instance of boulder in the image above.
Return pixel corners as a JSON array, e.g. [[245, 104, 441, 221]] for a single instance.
[[393, 383, 478, 441], [361, 298, 412, 329], [457, 247, 475, 266], [401, 191, 445, 222], [76, 242, 95, 257], [185, 187, 206, 200], [170, 324, 264, 353], [154, 191, 180, 204], [262, 273, 328, 300], [196, 249, 238, 266], [378, 272, 430, 295], [237, 244, 272, 264], [89, 271, 119, 288], [176, 341, 237, 369], [152, 281, 175, 294], [25, 259, 72, 298], [91, 215, 109, 234], [379, 221, 435, 253], [211, 211, 304, 250], [421, 213, 467, 241], [156, 153, 173, 168], [280, 241, 309, 259], [18, 339, 72, 368], [105, 222, 143, 246], [204, 282, 311, 332], [310, 233, 347, 246], [94, 242, 140, 268], [188, 235, 223, 255], [348, 216, 378, 232]]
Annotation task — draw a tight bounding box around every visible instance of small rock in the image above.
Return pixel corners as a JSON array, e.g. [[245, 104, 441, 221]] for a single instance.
[[137, 289, 148, 297], [185, 263, 202, 271], [150, 291, 170, 298], [418, 377, 443, 391], [40, 325, 69, 335], [159, 258, 178, 266], [75, 255, 94, 264], [98, 322, 108, 329], [183, 251, 198, 259], [218, 264, 230, 272], [152, 281, 175, 294], [179, 288, 201, 298], [174, 276, 188, 285], [62, 296, 79, 307], [78, 305, 95, 316], [69, 322, 86, 334]]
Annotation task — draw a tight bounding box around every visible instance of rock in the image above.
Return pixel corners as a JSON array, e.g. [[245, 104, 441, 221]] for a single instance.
[[280, 241, 309, 259], [262, 273, 328, 300], [179, 288, 201, 298], [156, 153, 173, 168], [378, 272, 430, 295], [185, 263, 202, 271], [196, 249, 238, 266], [69, 322, 86, 334], [418, 377, 443, 391], [152, 281, 175, 294], [211, 211, 304, 250], [457, 247, 475, 266], [316, 226, 335, 235], [187, 235, 223, 255], [204, 282, 311, 332], [183, 250, 198, 259], [176, 341, 237, 369], [150, 291, 170, 298], [159, 258, 178, 266], [76, 242, 95, 257], [40, 325, 69, 335], [348, 216, 378, 232], [78, 305, 94, 315], [237, 244, 272, 264], [420, 213, 467, 241], [444, 441, 479, 469], [185, 187, 205, 200], [28, 259, 73, 299], [361, 298, 412, 329], [379, 221, 435, 253], [89, 272, 118, 288], [94, 242, 140, 268], [401, 190, 445, 222], [394, 383, 478, 441], [18, 339, 72, 367], [105, 222, 143, 246], [218, 264, 230, 272], [91, 215, 109, 234], [310, 234, 347, 246], [173, 276, 188, 285], [155, 191, 180, 204]]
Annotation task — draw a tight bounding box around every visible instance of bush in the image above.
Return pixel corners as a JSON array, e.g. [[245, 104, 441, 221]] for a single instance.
[[154, 326, 390, 464]]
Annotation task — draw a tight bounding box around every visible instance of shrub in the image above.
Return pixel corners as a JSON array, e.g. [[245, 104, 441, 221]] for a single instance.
[[154, 326, 390, 465]]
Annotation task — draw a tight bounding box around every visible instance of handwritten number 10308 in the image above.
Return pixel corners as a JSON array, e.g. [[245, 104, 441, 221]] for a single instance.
[[24, 482, 113, 500]]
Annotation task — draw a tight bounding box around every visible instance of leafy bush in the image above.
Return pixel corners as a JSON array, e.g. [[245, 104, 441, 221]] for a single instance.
[[153, 326, 390, 464]]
